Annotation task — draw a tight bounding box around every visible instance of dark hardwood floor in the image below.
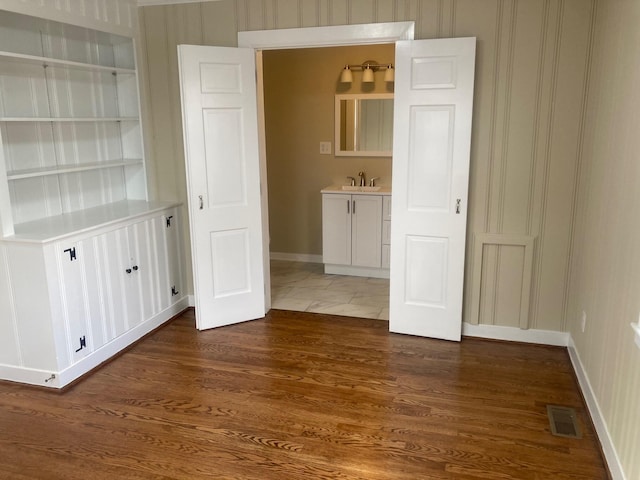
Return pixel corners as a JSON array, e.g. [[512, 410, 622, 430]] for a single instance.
[[0, 309, 608, 479]]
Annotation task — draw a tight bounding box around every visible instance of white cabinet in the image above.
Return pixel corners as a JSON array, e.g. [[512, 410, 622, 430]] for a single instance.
[[0, 205, 186, 388], [0, 8, 187, 389], [322, 191, 388, 278]]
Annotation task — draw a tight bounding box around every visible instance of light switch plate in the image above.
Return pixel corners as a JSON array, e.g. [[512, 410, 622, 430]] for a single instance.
[[319, 141, 332, 154]]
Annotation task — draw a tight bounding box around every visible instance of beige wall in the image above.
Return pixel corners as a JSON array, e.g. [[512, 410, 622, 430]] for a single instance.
[[138, 1, 640, 475], [139, 0, 594, 332], [566, 0, 640, 477], [263, 45, 394, 256]]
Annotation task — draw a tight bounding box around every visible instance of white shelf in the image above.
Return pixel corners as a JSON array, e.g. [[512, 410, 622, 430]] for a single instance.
[[0, 50, 135, 74], [7, 159, 143, 180], [5, 200, 179, 244], [0, 117, 139, 122]]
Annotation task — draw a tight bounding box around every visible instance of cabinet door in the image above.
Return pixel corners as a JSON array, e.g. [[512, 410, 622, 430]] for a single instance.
[[351, 195, 383, 268], [98, 226, 132, 337], [164, 208, 184, 304], [54, 241, 92, 365], [128, 216, 165, 321], [322, 194, 352, 265]]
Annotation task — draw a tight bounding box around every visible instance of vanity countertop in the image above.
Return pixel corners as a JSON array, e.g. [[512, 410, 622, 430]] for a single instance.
[[321, 185, 392, 195]]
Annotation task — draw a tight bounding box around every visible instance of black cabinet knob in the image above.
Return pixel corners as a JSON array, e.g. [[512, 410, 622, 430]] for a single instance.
[[126, 268, 132, 274]]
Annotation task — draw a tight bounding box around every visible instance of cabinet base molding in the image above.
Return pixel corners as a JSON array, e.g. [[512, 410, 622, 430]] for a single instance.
[[324, 264, 390, 279], [462, 322, 569, 346], [0, 297, 189, 389]]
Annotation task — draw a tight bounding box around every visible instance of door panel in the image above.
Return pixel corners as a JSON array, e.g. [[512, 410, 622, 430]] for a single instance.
[[178, 45, 265, 330], [390, 38, 476, 341], [408, 106, 454, 211], [203, 109, 247, 208]]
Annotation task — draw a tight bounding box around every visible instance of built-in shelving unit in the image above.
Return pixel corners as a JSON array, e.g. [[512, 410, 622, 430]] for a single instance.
[[0, 9, 146, 237], [0, 8, 188, 390]]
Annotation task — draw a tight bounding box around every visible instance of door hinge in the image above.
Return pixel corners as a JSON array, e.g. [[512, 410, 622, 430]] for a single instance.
[[166, 215, 173, 228], [63, 247, 77, 261], [455, 199, 461, 214], [171, 285, 179, 296], [75, 335, 86, 352]]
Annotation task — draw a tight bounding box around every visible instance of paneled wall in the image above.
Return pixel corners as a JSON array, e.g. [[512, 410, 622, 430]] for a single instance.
[[566, 0, 640, 477], [139, 0, 594, 332], [0, 0, 138, 36]]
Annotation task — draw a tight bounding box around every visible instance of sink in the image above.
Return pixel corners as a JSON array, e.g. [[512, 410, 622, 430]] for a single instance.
[[341, 185, 381, 192]]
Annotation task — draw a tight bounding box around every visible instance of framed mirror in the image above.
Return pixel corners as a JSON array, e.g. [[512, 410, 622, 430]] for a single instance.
[[335, 93, 393, 157]]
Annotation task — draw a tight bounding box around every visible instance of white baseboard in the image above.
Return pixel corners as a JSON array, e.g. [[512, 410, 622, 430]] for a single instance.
[[270, 252, 323, 263], [567, 336, 626, 480], [0, 297, 190, 389], [462, 322, 569, 346], [324, 263, 390, 279], [188, 295, 195, 307]]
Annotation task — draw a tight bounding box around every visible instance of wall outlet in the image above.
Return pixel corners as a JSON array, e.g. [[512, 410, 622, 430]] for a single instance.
[[319, 141, 332, 154], [581, 311, 587, 333]]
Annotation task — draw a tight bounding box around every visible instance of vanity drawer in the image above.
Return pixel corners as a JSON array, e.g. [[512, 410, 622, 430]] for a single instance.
[[383, 196, 391, 221], [382, 220, 391, 245], [382, 245, 390, 269]]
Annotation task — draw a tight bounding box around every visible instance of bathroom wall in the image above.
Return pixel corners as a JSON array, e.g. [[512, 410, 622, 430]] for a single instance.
[[262, 44, 394, 257], [139, 0, 594, 332]]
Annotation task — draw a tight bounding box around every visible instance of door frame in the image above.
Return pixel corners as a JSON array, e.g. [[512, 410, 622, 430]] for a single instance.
[[238, 22, 415, 310]]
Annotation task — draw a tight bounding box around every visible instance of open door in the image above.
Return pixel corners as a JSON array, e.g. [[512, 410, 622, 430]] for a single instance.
[[178, 45, 265, 330], [389, 38, 476, 341]]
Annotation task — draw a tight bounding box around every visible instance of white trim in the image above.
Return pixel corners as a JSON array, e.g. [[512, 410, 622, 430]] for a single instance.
[[325, 263, 390, 279], [0, 364, 57, 388], [270, 252, 323, 263], [567, 336, 626, 480], [188, 295, 196, 307], [0, 298, 189, 389], [238, 22, 415, 50], [462, 322, 569, 346]]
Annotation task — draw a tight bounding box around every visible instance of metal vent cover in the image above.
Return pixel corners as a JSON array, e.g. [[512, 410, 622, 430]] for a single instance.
[[547, 405, 582, 439]]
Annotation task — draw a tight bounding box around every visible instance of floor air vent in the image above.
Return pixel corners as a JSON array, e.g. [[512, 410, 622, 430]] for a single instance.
[[546, 405, 582, 439]]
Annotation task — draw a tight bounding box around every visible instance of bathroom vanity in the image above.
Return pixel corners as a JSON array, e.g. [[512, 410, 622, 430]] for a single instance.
[[321, 185, 391, 279]]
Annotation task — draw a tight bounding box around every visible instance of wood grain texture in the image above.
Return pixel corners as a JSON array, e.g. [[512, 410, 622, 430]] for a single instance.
[[0, 309, 608, 479]]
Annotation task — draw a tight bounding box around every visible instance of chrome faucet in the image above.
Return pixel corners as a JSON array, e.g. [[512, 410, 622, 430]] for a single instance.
[[369, 177, 379, 187], [358, 171, 366, 187], [347, 176, 356, 186]]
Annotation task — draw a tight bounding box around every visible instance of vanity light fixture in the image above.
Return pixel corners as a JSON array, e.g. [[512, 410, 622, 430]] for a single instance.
[[340, 65, 353, 83], [362, 65, 374, 83], [339, 61, 394, 84]]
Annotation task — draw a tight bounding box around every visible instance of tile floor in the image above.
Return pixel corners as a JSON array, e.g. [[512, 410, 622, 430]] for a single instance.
[[270, 259, 389, 320]]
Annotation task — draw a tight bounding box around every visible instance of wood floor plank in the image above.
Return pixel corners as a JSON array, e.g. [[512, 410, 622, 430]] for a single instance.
[[0, 309, 608, 479]]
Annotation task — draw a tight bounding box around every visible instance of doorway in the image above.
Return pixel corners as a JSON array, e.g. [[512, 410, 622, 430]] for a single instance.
[[238, 22, 413, 318], [178, 22, 475, 340], [260, 45, 394, 320]]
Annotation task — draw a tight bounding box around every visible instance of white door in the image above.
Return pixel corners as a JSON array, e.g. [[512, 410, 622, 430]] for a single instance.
[[178, 45, 265, 330], [389, 38, 476, 341]]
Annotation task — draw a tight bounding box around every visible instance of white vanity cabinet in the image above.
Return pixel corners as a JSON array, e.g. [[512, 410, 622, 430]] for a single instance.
[[321, 187, 391, 279]]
